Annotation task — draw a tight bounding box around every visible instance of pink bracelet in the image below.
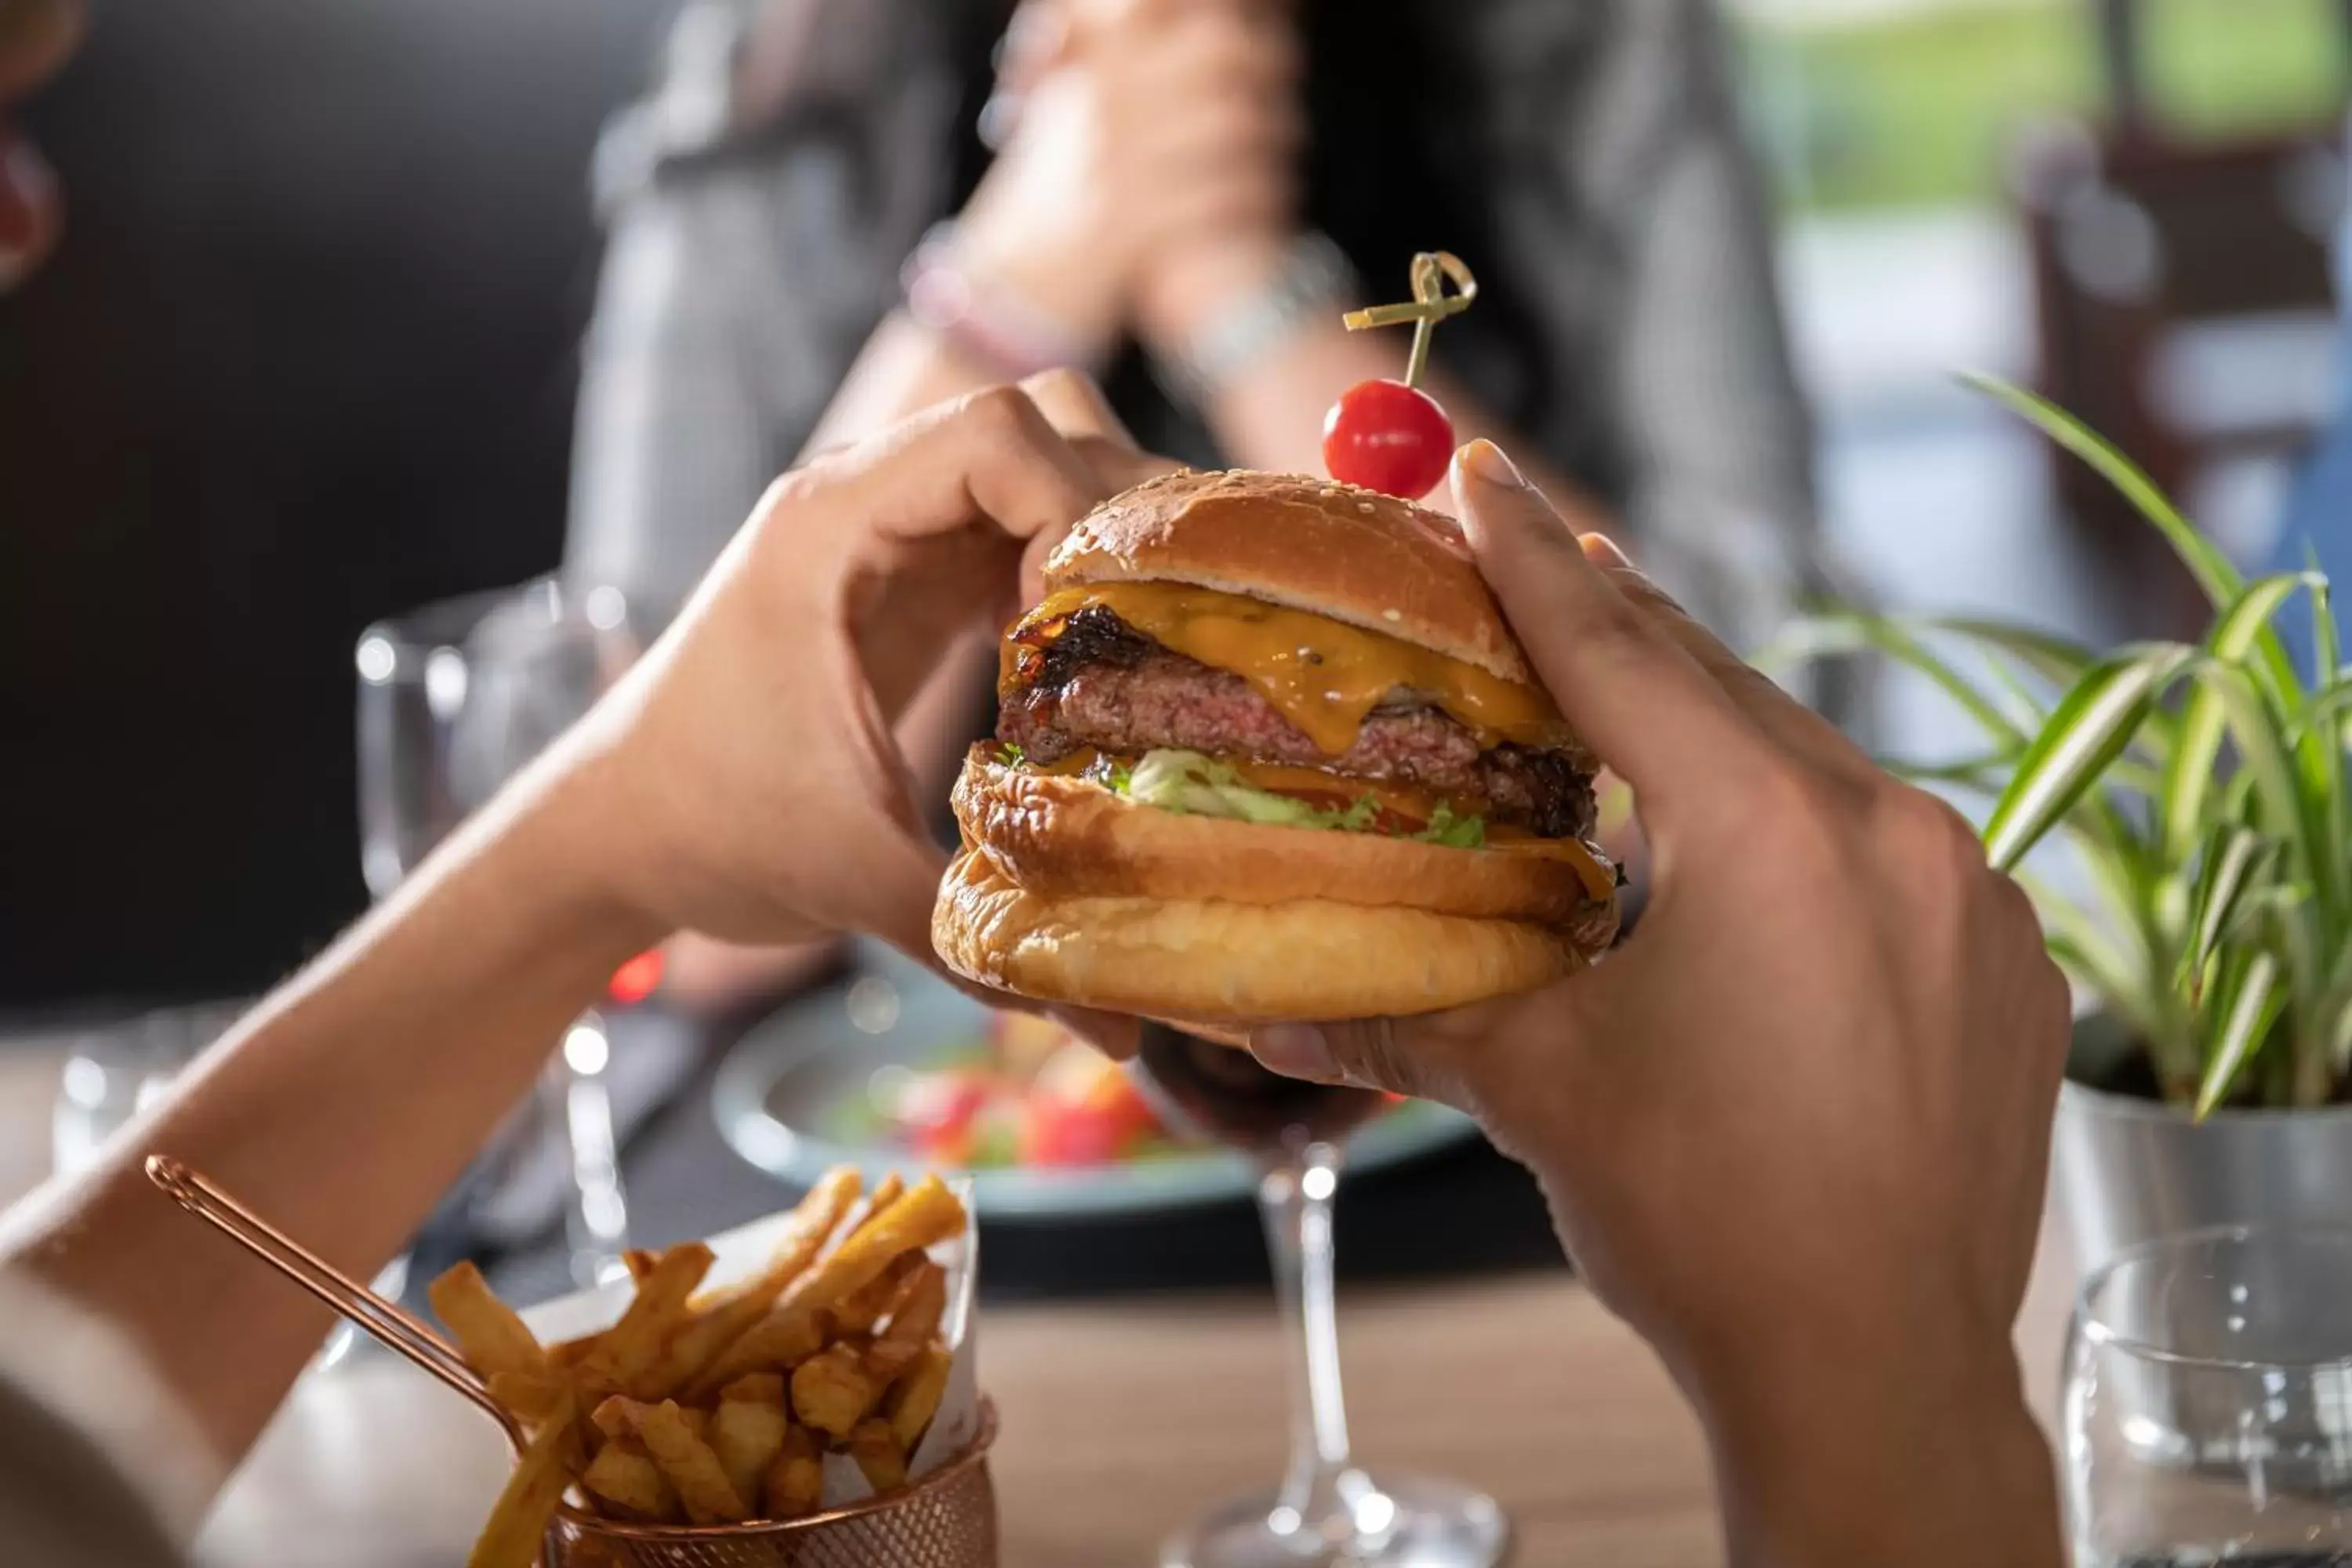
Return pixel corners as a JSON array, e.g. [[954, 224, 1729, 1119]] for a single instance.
[[900, 227, 1093, 380]]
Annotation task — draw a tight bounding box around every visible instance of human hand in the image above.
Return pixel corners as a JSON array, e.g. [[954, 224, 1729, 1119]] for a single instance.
[[1249, 441, 2069, 1561], [0, 0, 78, 289], [956, 0, 1300, 357], [556, 372, 1170, 969]]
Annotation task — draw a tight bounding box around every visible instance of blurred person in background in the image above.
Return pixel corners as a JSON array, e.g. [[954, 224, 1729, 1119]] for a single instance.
[[572, 0, 1822, 1007]]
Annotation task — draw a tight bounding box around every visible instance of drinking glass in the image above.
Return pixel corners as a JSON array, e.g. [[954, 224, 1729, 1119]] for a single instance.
[[52, 1000, 245, 1176], [2064, 1225, 2352, 1567], [357, 576, 649, 1292], [1132, 1025, 1509, 1568]]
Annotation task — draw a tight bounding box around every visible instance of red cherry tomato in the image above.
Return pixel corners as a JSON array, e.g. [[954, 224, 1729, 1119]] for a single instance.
[[1321, 379, 1455, 500], [606, 948, 665, 1006]]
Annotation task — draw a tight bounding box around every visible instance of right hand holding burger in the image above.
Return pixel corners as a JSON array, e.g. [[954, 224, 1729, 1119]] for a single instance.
[[1248, 442, 2071, 1567]]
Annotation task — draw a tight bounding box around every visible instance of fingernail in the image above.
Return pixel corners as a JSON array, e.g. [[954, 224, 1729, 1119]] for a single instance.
[[1250, 1024, 1341, 1083], [1581, 533, 1631, 568], [1456, 438, 1526, 489]]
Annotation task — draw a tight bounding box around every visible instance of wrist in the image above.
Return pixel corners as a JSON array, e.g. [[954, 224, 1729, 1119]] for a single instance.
[[499, 731, 677, 969], [1135, 234, 1297, 353], [942, 207, 1120, 359], [1141, 232, 1353, 410], [1693, 1332, 2060, 1567]]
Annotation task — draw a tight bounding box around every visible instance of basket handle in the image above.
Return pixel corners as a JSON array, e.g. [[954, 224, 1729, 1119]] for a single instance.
[[144, 1155, 520, 1440]]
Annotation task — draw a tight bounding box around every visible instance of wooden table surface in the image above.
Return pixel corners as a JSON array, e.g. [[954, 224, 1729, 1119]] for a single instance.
[[0, 1038, 2082, 1568], [186, 1210, 2080, 1568]]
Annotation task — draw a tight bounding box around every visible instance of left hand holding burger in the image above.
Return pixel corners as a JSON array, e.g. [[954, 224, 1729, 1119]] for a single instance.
[[551, 372, 1168, 966]]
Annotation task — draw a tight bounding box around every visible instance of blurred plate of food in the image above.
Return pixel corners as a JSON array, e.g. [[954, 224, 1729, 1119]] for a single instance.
[[711, 944, 1475, 1221]]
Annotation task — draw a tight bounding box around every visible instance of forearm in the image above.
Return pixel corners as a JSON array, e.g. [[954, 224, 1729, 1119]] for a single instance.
[[1693, 1342, 2063, 1568], [0, 750, 664, 1471], [801, 314, 1012, 458]]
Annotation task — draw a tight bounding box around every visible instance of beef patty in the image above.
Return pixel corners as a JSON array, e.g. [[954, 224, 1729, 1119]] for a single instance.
[[999, 608, 1596, 839]]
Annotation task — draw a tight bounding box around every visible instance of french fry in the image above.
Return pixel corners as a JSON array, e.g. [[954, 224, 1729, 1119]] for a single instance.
[[787, 1176, 964, 1316], [846, 1417, 909, 1494], [863, 1261, 947, 1381], [884, 1341, 953, 1451], [680, 1405, 712, 1443], [719, 1372, 786, 1404], [834, 1253, 920, 1336], [429, 1261, 550, 1383], [581, 1436, 679, 1522], [647, 1169, 862, 1399], [688, 1167, 862, 1315], [695, 1174, 965, 1399], [790, 1342, 877, 1439], [486, 1370, 573, 1431], [761, 1424, 825, 1520], [599, 1397, 750, 1525], [575, 1241, 715, 1402], [623, 1248, 660, 1284], [466, 1408, 575, 1568], [838, 1173, 906, 1247], [710, 1382, 789, 1510], [590, 1395, 637, 1443], [550, 1330, 602, 1370], [683, 1301, 831, 1400]]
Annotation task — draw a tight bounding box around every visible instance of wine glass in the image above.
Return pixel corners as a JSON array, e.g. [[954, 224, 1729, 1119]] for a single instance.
[[2064, 1225, 2352, 1567], [356, 576, 650, 1293], [1133, 1025, 1510, 1568]]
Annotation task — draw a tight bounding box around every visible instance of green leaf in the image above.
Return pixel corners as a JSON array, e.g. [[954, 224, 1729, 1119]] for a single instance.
[[2299, 568, 2347, 929], [1757, 613, 2026, 749], [2198, 662, 2336, 944], [1984, 644, 2194, 871], [2177, 825, 2274, 1003], [1963, 374, 2238, 610], [1963, 372, 2303, 706], [2196, 950, 2285, 1120], [2161, 573, 2316, 860], [1921, 617, 2100, 688], [996, 742, 1025, 768]]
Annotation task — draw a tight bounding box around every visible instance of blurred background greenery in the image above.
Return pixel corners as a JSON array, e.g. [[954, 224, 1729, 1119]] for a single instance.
[[1738, 0, 2350, 212]]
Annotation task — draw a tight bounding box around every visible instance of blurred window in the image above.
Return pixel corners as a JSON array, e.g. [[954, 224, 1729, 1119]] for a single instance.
[[1733, 0, 2351, 214]]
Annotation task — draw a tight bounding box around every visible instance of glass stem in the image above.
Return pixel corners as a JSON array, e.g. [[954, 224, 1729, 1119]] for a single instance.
[[1260, 1141, 1356, 1523], [555, 1012, 630, 1289]]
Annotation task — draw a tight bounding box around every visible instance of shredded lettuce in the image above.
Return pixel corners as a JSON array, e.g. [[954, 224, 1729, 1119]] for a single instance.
[[1114, 750, 1484, 846], [1414, 801, 1487, 850], [996, 742, 1025, 767]]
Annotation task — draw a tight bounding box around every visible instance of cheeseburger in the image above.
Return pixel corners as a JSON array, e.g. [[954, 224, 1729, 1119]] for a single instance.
[[931, 469, 1620, 1026]]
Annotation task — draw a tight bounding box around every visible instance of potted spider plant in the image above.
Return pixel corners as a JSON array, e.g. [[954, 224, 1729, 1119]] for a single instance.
[[1764, 376, 2352, 1270]]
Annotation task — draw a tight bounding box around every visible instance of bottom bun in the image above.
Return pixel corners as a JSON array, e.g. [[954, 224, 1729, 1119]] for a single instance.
[[934, 848, 1587, 1023]]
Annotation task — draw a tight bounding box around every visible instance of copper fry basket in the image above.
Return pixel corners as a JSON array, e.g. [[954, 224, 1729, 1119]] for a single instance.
[[147, 1156, 1000, 1568]]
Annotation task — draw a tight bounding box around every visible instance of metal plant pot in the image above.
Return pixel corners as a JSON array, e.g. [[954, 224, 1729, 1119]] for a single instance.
[[2056, 1014, 2352, 1273], [2054, 1018, 2352, 1501]]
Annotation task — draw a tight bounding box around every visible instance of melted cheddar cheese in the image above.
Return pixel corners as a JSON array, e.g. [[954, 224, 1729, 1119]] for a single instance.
[[1002, 582, 1572, 757]]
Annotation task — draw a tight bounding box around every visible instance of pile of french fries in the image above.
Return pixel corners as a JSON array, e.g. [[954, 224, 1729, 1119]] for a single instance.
[[428, 1168, 967, 1568]]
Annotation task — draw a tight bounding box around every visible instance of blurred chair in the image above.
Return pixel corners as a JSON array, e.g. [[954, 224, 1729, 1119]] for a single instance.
[[2012, 0, 2348, 636]]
